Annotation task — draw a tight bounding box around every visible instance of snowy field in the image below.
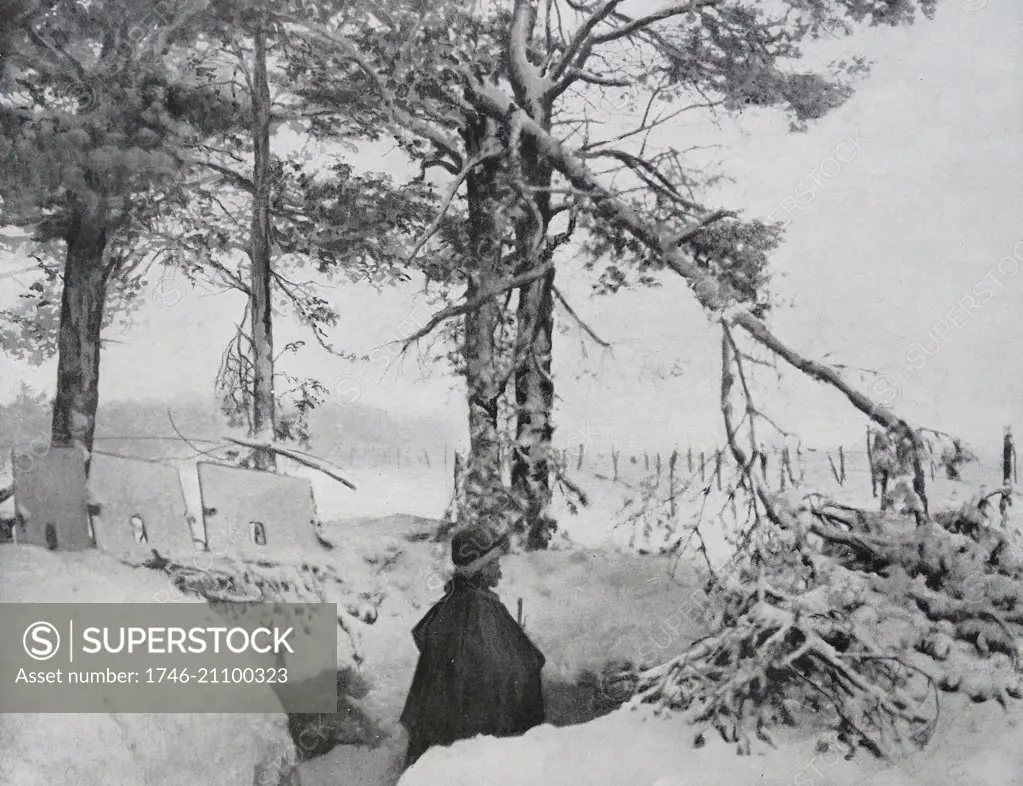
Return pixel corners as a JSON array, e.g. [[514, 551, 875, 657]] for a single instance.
[[163, 443, 1014, 550]]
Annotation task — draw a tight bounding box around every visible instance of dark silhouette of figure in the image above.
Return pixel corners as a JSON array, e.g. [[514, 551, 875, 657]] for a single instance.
[[400, 525, 545, 769], [1001, 427, 1016, 518], [1003, 427, 1016, 486]]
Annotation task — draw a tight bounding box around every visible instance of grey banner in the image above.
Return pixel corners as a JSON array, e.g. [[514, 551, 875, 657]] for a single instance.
[[0, 602, 338, 712]]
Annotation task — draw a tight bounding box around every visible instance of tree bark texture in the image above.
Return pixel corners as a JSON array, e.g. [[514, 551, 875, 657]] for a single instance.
[[249, 10, 277, 472], [51, 205, 111, 474]]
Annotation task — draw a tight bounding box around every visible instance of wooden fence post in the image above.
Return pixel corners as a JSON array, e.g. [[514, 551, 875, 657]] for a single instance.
[[828, 453, 841, 485], [612, 447, 620, 482], [669, 450, 678, 519], [656, 453, 662, 477], [700, 451, 706, 483], [715, 449, 723, 491], [687, 446, 693, 473], [577, 444, 584, 471], [838, 445, 846, 484], [644, 451, 650, 471]]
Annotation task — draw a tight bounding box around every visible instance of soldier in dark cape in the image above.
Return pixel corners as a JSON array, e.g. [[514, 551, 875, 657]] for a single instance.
[[399, 525, 546, 769]]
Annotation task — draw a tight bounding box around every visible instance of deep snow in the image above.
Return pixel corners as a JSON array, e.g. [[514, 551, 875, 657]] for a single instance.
[[3, 448, 1020, 786]]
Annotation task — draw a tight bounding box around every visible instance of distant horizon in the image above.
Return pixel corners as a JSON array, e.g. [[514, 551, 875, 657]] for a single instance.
[[0, 386, 1013, 466]]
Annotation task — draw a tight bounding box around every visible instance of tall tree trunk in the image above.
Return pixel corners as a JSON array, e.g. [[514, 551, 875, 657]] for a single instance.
[[511, 96, 557, 549], [249, 9, 276, 472], [512, 260, 555, 546], [459, 116, 507, 530], [51, 208, 110, 474]]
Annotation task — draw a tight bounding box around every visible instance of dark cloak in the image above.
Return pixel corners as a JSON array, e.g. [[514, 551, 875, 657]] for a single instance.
[[399, 574, 545, 767]]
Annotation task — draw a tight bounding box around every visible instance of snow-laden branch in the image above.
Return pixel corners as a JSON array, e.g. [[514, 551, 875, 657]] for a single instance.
[[509, 0, 549, 114], [464, 70, 931, 515], [223, 435, 357, 491], [730, 311, 930, 517]]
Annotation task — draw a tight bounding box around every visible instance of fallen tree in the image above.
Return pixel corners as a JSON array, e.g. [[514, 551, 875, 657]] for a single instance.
[[595, 328, 1022, 760], [625, 482, 1023, 758]]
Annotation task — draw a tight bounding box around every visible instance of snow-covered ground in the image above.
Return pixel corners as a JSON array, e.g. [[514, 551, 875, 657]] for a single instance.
[[377, 457, 1023, 786], [397, 696, 1023, 786], [3, 448, 1020, 786], [305, 454, 1023, 786], [0, 545, 294, 786]]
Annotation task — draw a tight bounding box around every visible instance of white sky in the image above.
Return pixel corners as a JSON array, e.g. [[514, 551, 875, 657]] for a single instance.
[[1, 0, 1021, 456]]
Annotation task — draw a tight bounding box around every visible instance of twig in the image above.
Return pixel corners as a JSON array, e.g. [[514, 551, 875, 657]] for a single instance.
[[552, 285, 611, 347], [222, 436, 357, 491]]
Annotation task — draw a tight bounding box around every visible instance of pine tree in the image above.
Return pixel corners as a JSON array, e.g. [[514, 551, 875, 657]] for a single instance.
[[0, 0, 233, 467]]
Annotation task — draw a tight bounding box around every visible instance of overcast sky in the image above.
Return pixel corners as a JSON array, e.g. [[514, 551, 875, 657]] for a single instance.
[[1, 0, 1021, 457]]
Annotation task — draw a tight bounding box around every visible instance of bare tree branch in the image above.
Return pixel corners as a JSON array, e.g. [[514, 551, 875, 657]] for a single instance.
[[549, 0, 626, 83], [222, 435, 357, 490], [201, 161, 256, 194], [401, 260, 557, 348], [406, 143, 503, 266], [591, 1, 719, 47], [552, 284, 611, 347]]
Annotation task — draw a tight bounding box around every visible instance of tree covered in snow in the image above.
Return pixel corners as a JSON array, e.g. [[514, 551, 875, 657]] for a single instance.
[[274, 0, 939, 547]]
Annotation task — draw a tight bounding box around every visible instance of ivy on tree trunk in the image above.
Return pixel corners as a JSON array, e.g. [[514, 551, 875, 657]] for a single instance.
[[460, 116, 507, 529], [511, 265, 555, 548], [508, 31, 561, 550], [510, 166, 557, 549]]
